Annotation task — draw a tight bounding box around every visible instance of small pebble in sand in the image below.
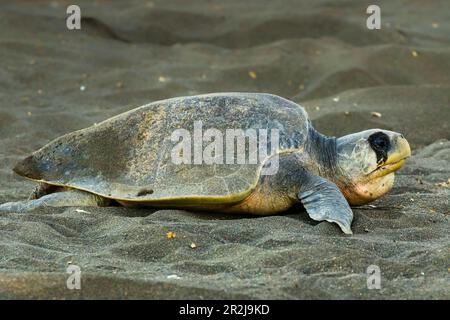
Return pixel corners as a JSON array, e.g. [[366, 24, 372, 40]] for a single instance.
[[75, 209, 90, 213], [248, 71, 257, 79], [315, 106, 320, 111], [344, 111, 350, 116], [80, 85, 86, 91], [333, 97, 340, 102], [167, 231, 177, 239], [410, 198, 414, 202], [190, 242, 197, 249], [371, 112, 382, 118], [411, 50, 419, 57]]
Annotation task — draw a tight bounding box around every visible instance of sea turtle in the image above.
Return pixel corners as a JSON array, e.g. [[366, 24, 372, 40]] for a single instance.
[[0, 93, 411, 234]]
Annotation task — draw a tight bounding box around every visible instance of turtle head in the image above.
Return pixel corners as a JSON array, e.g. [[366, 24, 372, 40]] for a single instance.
[[335, 129, 411, 205]]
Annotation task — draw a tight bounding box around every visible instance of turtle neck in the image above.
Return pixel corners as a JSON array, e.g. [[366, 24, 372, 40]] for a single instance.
[[306, 124, 338, 179]]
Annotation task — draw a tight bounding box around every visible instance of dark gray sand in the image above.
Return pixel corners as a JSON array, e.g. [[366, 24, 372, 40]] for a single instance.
[[0, 0, 449, 299]]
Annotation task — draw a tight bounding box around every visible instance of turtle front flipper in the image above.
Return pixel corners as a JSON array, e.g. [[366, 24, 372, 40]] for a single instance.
[[298, 175, 354, 235], [0, 189, 110, 213]]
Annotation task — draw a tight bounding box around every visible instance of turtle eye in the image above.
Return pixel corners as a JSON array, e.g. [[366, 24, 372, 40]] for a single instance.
[[368, 132, 390, 164]]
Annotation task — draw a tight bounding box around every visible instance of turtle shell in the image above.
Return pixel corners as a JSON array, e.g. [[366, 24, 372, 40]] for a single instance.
[[14, 93, 310, 204]]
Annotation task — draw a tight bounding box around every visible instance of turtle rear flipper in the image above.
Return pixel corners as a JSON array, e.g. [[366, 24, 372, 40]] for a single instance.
[[29, 183, 60, 200], [298, 175, 354, 235], [0, 189, 110, 213]]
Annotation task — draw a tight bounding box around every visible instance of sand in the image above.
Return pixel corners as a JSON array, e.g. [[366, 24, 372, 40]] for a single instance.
[[0, 0, 449, 299]]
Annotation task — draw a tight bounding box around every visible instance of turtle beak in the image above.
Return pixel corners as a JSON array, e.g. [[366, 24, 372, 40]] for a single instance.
[[372, 135, 411, 178], [385, 135, 411, 166]]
